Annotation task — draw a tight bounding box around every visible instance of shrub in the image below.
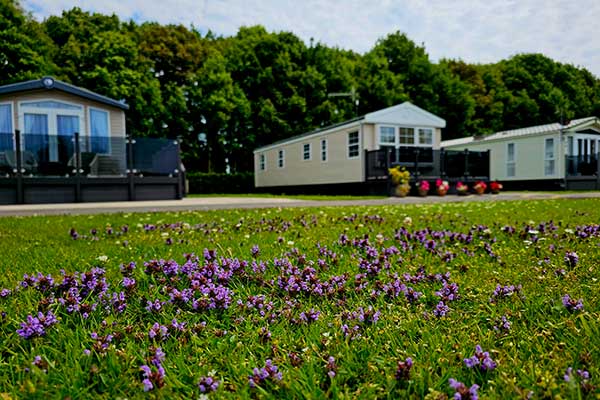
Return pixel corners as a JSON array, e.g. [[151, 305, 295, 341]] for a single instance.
[[187, 172, 255, 194]]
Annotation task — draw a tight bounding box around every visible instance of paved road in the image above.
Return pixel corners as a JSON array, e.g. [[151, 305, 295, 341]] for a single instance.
[[0, 192, 599, 217]]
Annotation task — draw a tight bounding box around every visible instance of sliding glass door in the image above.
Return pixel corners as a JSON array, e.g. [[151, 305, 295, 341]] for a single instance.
[[20, 101, 83, 174], [24, 113, 49, 162]]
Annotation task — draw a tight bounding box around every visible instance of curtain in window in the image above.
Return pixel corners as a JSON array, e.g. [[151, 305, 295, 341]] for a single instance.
[[57, 115, 78, 163], [0, 104, 12, 151], [90, 109, 109, 153], [24, 113, 49, 163]]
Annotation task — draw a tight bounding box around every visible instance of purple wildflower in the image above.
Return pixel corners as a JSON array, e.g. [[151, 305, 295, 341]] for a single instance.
[[562, 294, 584, 312], [120, 262, 136, 275], [493, 315, 511, 333], [122, 277, 136, 291], [490, 284, 522, 303], [248, 359, 283, 388], [140, 348, 166, 391], [146, 299, 165, 313], [198, 376, 220, 393], [433, 301, 449, 318], [148, 323, 170, 341], [326, 356, 337, 378], [449, 378, 479, 400], [299, 308, 321, 324], [564, 251, 579, 268], [464, 345, 496, 371], [0, 288, 11, 298], [395, 357, 413, 380], [16, 310, 58, 339], [251, 245, 260, 258], [435, 281, 460, 302]]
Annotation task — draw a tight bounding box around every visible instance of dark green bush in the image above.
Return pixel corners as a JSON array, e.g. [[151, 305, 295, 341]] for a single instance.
[[187, 172, 255, 194]]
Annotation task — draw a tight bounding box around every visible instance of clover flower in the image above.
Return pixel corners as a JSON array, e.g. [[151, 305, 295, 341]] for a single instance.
[[562, 294, 584, 312], [464, 345, 496, 371], [449, 378, 479, 399]]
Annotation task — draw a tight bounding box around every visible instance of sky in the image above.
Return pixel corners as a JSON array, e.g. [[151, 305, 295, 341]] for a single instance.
[[22, 0, 600, 78]]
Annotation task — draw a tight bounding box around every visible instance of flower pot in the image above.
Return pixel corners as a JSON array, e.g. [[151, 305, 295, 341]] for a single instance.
[[395, 185, 410, 198], [491, 190, 500, 195], [474, 187, 485, 195], [457, 190, 468, 196], [437, 188, 447, 197], [418, 188, 428, 197]]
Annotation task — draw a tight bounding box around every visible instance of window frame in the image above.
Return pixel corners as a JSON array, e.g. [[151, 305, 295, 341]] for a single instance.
[[259, 153, 266, 171], [0, 101, 15, 150], [320, 138, 328, 162], [88, 106, 112, 154], [506, 142, 516, 177], [544, 138, 555, 176], [19, 99, 85, 161], [418, 128, 434, 145], [277, 149, 285, 168], [378, 126, 396, 146], [347, 131, 360, 159], [302, 142, 311, 161]]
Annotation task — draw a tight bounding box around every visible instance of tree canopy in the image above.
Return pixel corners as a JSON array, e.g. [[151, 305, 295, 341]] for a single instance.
[[2, 2, 599, 172]]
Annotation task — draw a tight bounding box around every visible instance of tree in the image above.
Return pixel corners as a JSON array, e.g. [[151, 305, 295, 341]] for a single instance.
[[0, 0, 53, 84], [43, 8, 164, 136]]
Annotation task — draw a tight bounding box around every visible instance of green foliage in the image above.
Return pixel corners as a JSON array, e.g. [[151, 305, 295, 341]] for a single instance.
[[1, 4, 600, 171], [0, 0, 54, 83], [187, 171, 255, 194]]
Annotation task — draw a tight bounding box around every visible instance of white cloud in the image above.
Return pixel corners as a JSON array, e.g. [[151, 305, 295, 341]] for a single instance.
[[22, 0, 600, 77]]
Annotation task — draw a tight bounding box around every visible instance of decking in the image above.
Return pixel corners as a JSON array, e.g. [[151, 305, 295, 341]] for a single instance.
[[0, 130, 184, 204]]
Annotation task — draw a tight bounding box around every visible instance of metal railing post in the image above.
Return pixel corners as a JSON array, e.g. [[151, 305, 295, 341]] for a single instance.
[[127, 136, 135, 201], [15, 129, 23, 204], [364, 149, 369, 182], [596, 152, 600, 189], [440, 148, 446, 178], [413, 148, 420, 180], [486, 150, 491, 180], [175, 137, 183, 199], [386, 148, 392, 195], [463, 149, 470, 183], [74, 132, 81, 202]]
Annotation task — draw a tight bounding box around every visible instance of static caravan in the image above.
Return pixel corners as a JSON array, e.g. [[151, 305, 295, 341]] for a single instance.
[[441, 117, 600, 189], [253, 102, 446, 192], [0, 76, 128, 176], [0, 77, 184, 204]]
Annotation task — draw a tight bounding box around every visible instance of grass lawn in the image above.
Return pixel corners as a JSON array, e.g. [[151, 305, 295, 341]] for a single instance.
[[187, 193, 387, 201], [0, 199, 598, 398]]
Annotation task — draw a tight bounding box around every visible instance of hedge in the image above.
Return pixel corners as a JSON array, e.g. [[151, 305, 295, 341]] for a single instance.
[[186, 172, 255, 194]]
